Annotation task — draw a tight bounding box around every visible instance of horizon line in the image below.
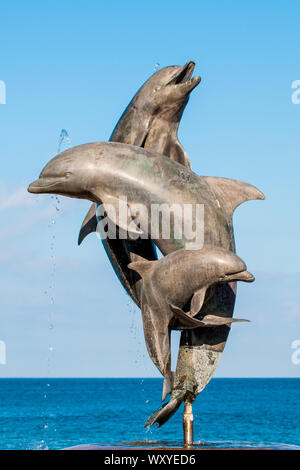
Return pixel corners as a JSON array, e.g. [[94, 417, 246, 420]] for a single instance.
[[0, 376, 298, 379]]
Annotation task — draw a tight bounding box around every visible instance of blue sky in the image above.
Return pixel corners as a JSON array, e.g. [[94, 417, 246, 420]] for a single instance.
[[0, 0, 299, 377]]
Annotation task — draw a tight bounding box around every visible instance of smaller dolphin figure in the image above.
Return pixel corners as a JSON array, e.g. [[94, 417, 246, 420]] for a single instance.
[[128, 246, 254, 402]]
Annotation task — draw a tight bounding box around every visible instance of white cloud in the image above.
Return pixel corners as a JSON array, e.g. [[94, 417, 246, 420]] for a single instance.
[[0, 186, 45, 211], [0, 184, 76, 239], [0, 204, 55, 240]]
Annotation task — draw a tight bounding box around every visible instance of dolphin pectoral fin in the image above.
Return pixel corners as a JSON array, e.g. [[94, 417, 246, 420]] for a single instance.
[[202, 315, 250, 325], [203, 315, 249, 327], [97, 193, 144, 236], [162, 371, 174, 401], [78, 204, 97, 245], [190, 288, 207, 316], [144, 394, 184, 428], [170, 304, 249, 328], [204, 176, 265, 216], [170, 305, 207, 328], [168, 139, 191, 168], [78, 192, 147, 244]]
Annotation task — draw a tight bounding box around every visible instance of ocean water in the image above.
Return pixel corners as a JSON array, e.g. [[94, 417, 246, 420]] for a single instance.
[[0, 378, 299, 450]]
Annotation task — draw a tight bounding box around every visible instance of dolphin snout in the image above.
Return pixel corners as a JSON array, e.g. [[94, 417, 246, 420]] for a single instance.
[[167, 61, 200, 88], [28, 179, 46, 193], [28, 177, 63, 194], [223, 269, 254, 283], [220, 268, 255, 283], [236, 270, 255, 283]]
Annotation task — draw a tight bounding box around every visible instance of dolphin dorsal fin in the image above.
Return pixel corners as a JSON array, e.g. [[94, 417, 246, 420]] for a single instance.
[[204, 176, 265, 216], [128, 257, 155, 277]]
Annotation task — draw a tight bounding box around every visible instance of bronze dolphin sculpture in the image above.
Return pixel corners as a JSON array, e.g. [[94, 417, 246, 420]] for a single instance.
[[28, 141, 264, 422], [128, 246, 253, 401], [78, 62, 200, 307], [72, 63, 263, 428]]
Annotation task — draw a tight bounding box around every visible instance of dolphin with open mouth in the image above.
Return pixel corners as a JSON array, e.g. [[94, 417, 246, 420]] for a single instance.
[[78, 62, 200, 306]]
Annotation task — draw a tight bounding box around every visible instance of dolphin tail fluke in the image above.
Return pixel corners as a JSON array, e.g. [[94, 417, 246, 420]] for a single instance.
[[78, 204, 97, 245], [144, 393, 184, 428]]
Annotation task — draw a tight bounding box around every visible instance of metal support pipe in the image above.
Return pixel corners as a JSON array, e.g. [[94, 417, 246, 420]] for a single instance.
[[183, 396, 193, 447]]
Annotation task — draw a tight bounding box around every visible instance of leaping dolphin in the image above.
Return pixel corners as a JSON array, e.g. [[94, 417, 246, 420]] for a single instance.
[[78, 62, 200, 306], [28, 142, 264, 259], [128, 246, 254, 401], [28, 142, 264, 418]]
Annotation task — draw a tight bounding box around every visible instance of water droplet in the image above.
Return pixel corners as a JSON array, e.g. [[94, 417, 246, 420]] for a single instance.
[[57, 129, 71, 153], [154, 62, 160, 72]]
